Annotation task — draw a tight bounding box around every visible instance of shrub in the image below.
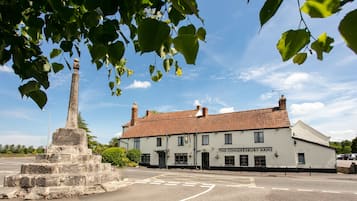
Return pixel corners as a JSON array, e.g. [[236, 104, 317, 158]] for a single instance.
[[127, 149, 141, 163], [102, 147, 128, 167]]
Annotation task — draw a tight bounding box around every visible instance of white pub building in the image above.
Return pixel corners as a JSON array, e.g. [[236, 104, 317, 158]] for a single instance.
[[119, 96, 336, 172]]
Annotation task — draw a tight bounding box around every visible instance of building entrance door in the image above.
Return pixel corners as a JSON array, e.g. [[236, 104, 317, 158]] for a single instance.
[[202, 152, 209, 169], [158, 151, 166, 168]]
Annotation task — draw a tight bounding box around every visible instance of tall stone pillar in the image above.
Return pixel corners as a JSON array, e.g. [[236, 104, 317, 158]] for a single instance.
[[65, 58, 80, 129], [2, 59, 124, 200]]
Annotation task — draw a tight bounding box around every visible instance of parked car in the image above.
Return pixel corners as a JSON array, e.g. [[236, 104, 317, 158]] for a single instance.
[[348, 153, 357, 160], [337, 154, 344, 160]]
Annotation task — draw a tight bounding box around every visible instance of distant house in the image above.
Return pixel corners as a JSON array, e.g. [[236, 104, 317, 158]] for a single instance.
[[119, 96, 336, 172]]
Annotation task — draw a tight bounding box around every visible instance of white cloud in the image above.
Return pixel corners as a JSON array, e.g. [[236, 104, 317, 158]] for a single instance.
[[290, 102, 325, 116], [0, 65, 13, 73], [219, 107, 234, 114], [238, 62, 289, 82], [0, 109, 34, 120], [194, 99, 201, 106], [126, 80, 151, 89]]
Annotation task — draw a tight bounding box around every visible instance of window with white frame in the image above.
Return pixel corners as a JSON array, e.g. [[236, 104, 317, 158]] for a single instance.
[[134, 138, 140, 150], [254, 131, 264, 143], [224, 133, 232, 144], [240, 155, 248, 166], [175, 153, 188, 164], [202, 135, 209, 145], [298, 153, 305, 164], [178, 136, 184, 146], [225, 156, 235, 166], [141, 154, 150, 164], [157, 137, 162, 147], [254, 155, 266, 167]]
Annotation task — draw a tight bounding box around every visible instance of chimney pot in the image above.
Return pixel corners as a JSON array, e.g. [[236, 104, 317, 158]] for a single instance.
[[202, 107, 208, 117], [279, 95, 287, 110], [131, 102, 138, 126]]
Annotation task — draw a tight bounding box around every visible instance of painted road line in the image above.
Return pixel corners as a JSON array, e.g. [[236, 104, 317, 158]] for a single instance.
[[182, 184, 195, 187], [248, 186, 265, 189], [200, 185, 213, 188], [184, 182, 198, 185], [354, 192, 357, 195], [322, 190, 340, 194], [297, 189, 314, 192], [149, 182, 163, 185], [272, 188, 289, 191], [167, 181, 180, 184], [179, 184, 216, 201], [164, 183, 178, 186]]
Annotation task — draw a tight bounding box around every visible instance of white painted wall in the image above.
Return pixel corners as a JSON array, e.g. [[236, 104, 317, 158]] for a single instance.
[[119, 127, 335, 169], [292, 120, 330, 146]]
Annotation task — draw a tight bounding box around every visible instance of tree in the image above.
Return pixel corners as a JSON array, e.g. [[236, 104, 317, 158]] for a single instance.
[[1, 1, 355, 109], [108, 137, 119, 147], [256, 0, 356, 65], [0, 0, 205, 109], [351, 136, 357, 153], [78, 112, 100, 151]]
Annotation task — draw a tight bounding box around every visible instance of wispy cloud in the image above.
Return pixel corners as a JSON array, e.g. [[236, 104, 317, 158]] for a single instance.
[[0, 65, 13, 73], [125, 80, 151, 89], [219, 107, 235, 114], [0, 109, 34, 120]]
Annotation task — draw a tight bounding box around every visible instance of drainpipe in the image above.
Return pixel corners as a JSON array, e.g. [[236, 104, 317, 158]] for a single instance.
[[194, 133, 197, 169], [166, 133, 168, 169]]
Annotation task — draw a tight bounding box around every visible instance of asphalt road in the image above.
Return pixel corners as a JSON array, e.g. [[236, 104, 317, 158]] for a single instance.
[[1, 157, 357, 201]]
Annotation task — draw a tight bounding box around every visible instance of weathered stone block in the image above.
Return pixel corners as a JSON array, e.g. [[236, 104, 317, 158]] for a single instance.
[[21, 164, 56, 174], [52, 128, 87, 147], [63, 175, 86, 186], [4, 175, 19, 187], [20, 176, 35, 188]]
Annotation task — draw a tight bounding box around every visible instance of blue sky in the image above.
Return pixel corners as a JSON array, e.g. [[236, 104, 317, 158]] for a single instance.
[[1, 1, 356, 146]]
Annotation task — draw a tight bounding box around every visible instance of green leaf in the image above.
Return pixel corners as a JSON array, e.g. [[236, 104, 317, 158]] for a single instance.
[[277, 29, 310, 61], [115, 76, 121, 85], [339, 9, 357, 54], [50, 48, 62, 59], [108, 41, 125, 65], [138, 18, 170, 53], [301, 0, 340, 18], [178, 25, 196, 35], [197, 27, 206, 41], [293, 53, 308, 65], [149, 64, 155, 75], [311, 32, 334, 60], [83, 11, 100, 28], [89, 43, 107, 62], [173, 35, 199, 64], [18, 81, 40, 97], [259, 0, 283, 27], [151, 70, 163, 82], [127, 69, 134, 77], [168, 6, 185, 26], [60, 41, 73, 52], [28, 90, 47, 109], [115, 88, 121, 96], [52, 62, 64, 73], [175, 61, 182, 76], [163, 58, 173, 72], [109, 81, 115, 90]]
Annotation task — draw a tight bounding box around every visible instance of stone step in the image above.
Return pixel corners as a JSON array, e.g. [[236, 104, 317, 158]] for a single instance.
[[20, 162, 112, 174], [46, 145, 92, 155], [35, 153, 102, 163], [4, 170, 121, 188]]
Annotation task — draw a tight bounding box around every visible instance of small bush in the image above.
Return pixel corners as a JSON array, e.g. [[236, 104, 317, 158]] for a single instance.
[[127, 149, 141, 163], [102, 147, 128, 167]]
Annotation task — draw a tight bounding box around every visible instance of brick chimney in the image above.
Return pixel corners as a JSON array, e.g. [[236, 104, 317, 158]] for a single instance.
[[131, 102, 138, 126], [196, 105, 201, 110], [202, 107, 208, 117], [279, 95, 286, 110]]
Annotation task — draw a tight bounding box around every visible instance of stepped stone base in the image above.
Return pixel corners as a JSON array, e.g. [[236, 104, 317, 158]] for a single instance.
[[2, 128, 125, 199]]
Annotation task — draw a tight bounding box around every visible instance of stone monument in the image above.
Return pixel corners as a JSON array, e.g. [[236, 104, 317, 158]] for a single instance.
[[2, 59, 124, 199]]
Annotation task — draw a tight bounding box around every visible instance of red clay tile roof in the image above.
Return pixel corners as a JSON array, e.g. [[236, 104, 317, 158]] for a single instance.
[[121, 106, 290, 138]]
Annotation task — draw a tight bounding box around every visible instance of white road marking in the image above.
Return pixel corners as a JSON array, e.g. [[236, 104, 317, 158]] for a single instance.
[[354, 192, 357, 195], [164, 183, 178, 186], [167, 181, 180, 184], [272, 187, 289, 191], [0, 171, 17, 173], [297, 189, 314, 192], [322, 190, 340, 194], [200, 185, 212, 188], [149, 182, 162, 185], [182, 184, 195, 187], [248, 186, 265, 189], [134, 181, 148, 184], [184, 182, 198, 185], [179, 184, 216, 201]]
